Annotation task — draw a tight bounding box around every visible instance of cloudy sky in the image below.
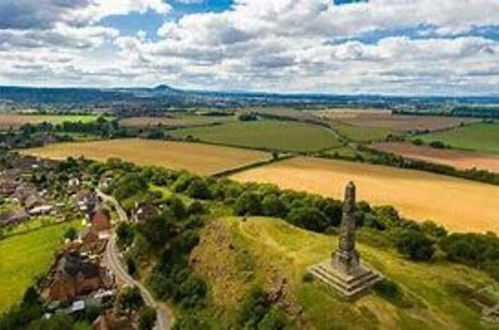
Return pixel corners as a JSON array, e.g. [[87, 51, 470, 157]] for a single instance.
[[1, 0, 499, 95]]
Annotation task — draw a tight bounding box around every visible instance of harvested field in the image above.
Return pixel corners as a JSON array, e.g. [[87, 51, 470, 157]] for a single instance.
[[120, 115, 233, 128], [319, 110, 477, 132], [371, 142, 499, 173], [21, 139, 272, 176], [232, 157, 499, 234], [0, 114, 97, 129], [240, 107, 325, 125]]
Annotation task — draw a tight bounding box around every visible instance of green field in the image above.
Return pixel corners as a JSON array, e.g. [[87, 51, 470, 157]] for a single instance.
[[0, 114, 99, 130], [420, 122, 499, 154], [191, 217, 495, 329], [0, 220, 78, 312], [172, 119, 343, 152], [330, 120, 394, 143]]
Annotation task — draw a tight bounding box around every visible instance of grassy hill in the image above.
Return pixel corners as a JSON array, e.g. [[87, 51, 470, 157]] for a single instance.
[[190, 216, 497, 329], [171, 119, 343, 152], [420, 122, 499, 155]]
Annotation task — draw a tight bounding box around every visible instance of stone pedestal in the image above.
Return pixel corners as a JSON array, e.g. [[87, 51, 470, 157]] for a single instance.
[[308, 182, 383, 297], [308, 260, 382, 297]]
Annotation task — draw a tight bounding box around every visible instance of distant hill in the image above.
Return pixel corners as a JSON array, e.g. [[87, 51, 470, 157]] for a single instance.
[[0, 85, 498, 115]]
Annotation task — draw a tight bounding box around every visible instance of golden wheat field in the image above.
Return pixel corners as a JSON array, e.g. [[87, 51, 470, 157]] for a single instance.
[[21, 139, 271, 176], [232, 157, 499, 234]]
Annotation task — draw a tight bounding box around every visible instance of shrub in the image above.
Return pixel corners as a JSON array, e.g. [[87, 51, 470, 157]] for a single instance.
[[175, 275, 207, 308], [63, 227, 78, 241], [234, 192, 262, 216], [117, 286, 144, 312], [116, 222, 135, 248], [138, 307, 157, 330], [287, 207, 329, 232], [261, 195, 287, 218], [237, 286, 271, 328], [396, 230, 435, 261], [187, 201, 206, 216], [186, 179, 212, 200]]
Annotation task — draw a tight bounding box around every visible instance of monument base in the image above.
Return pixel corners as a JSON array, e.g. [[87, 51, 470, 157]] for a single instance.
[[308, 259, 383, 297]]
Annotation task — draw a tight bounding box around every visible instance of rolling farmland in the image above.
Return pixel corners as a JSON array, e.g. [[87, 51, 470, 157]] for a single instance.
[[319, 110, 477, 132], [0, 114, 98, 129], [172, 119, 342, 152], [232, 157, 499, 234], [21, 139, 272, 176], [420, 122, 499, 155], [372, 142, 499, 172], [120, 114, 234, 128]]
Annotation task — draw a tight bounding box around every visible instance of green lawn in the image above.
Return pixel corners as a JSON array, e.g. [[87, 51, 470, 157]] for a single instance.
[[192, 217, 495, 329], [0, 220, 79, 312], [330, 120, 394, 143], [420, 122, 499, 154], [171, 119, 343, 152]]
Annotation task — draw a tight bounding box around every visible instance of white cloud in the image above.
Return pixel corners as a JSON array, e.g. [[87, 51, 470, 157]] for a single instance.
[[1, 0, 499, 95]]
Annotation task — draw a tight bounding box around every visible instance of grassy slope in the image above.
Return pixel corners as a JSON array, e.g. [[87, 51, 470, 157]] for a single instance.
[[172, 120, 343, 152], [192, 217, 495, 330], [420, 122, 499, 155], [0, 220, 79, 312]]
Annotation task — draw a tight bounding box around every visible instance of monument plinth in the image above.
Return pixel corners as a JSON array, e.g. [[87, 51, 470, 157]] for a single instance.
[[308, 182, 383, 297]]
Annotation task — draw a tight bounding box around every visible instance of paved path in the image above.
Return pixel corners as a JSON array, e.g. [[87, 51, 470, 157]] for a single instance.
[[97, 190, 173, 330]]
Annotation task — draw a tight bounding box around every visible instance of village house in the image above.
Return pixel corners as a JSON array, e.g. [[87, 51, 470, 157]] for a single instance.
[[45, 252, 113, 303], [89, 209, 112, 239], [0, 209, 30, 226]]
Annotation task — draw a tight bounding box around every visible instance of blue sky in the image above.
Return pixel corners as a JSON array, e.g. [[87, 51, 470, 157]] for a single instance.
[[0, 0, 498, 95]]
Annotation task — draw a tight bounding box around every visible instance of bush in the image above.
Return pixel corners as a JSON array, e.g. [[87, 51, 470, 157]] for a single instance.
[[175, 275, 207, 308], [116, 222, 135, 248], [429, 141, 446, 149], [237, 286, 271, 329], [302, 272, 314, 283], [172, 315, 210, 330], [186, 179, 212, 200], [287, 207, 328, 232], [187, 201, 206, 216], [396, 230, 435, 261], [138, 307, 157, 330], [234, 192, 262, 216], [117, 286, 144, 312], [261, 195, 287, 218], [63, 227, 77, 241]]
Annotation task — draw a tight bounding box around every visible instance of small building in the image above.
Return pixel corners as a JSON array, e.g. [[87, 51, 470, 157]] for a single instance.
[[47, 253, 109, 303], [0, 209, 30, 226], [132, 203, 159, 223], [90, 209, 112, 239], [28, 205, 54, 216]]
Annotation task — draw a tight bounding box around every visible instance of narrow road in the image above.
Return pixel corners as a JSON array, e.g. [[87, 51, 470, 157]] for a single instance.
[[97, 190, 173, 330]]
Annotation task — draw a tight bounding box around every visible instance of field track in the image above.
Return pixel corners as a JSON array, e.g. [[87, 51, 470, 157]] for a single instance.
[[21, 139, 271, 176], [372, 142, 499, 173], [231, 157, 499, 234]]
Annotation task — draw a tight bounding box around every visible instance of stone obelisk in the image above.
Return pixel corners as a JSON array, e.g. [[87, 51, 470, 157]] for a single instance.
[[308, 181, 383, 296], [333, 182, 360, 275]]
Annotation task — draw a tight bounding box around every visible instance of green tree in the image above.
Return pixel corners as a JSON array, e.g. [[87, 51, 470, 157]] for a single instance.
[[117, 286, 144, 312], [396, 230, 435, 261], [234, 192, 262, 216], [138, 307, 157, 330], [63, 227, 78, 241], [116, 222, 135, 248], [261, 195, 287, 218], [287, 207, 328, 232]]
